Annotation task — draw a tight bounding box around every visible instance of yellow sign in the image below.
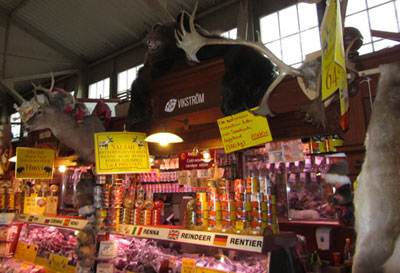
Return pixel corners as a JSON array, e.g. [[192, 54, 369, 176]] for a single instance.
[[217, 108, 273, 153], [14, 242, 38, 263], [24, 197, 47, 215], [95, 132, 150, 174], [15, 147, 55, 179], [321, 0, 349, 117], [48, 254, 69, 272], [195, 268, 233, 273], [182, 258, 196, 273]]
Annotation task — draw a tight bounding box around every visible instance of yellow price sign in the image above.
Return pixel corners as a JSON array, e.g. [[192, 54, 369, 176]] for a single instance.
[[15, 147, 55, 179], [94, 132, 150, 174], [182, 258, 196, 273], [195, 268, 233, 273], [14, 242, 38, 263], [217, 108, 273, 153], [48, 253, 69, 272]]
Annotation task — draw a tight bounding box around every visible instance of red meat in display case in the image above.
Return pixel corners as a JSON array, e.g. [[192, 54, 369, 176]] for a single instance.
[[18, 223, 78, 267]]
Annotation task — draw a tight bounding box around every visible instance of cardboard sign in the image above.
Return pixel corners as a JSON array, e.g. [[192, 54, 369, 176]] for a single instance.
[[98, 241, 118, 259], [48, 253, 69, 272], [15, 147, 54, 179], [23, 197, 47, 215], [217, 108, 273, 153], [179, 149, 215, 170], [182, 258, 196, 273], [94, 132, 150, 174], [14, 242, 38, 262], [44, 196, 58, 216], [321, 0, 349, 116]]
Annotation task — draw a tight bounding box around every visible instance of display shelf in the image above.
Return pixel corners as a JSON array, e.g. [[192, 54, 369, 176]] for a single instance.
[[0, 213, 17, 225], [16, 214, 89, 230], [116, 224, 298, 254]]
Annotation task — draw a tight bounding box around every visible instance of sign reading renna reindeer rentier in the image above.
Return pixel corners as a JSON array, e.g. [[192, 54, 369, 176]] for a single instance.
[[94, 132, 150, 174], [15, 147, 55, 179]]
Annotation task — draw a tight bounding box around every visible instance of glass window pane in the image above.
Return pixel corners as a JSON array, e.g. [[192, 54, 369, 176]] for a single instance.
[[104, 78, 110, 99], [373, 38, 400, 50], [369, 3, 398, 32], [279, 5, 299, 37], [345, 11, 372, 43], [358, 43, 374, 55], [301, 27, 321, 60], [118, 71, 127, 93], [11, 124, 20, 138], [282, 34, 302, 65], [265, 40, 282, 60], [346, 0, 367, 15], [127, 69, 136, 87], [367, 0, 390, 8], [230, 28, 237, 39], [97, 81, 104, 98], [10, 112, 20, 122], [88, 84, 96, 99], [260, 13, 280, 43], [298, 3, 318, 31]]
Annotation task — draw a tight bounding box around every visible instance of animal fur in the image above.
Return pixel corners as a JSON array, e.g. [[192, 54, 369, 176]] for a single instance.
[[352, 62, 400, 273], [128, 16, 275, 130]]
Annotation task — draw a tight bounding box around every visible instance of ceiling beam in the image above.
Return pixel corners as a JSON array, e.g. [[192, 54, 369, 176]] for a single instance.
[[0, 80, 25, 103], [0, 9, 87, 68]]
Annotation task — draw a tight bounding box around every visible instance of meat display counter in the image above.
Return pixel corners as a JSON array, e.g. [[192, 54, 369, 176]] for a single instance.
[[105, 224, 307, 273], [1, 214, 89, 273]]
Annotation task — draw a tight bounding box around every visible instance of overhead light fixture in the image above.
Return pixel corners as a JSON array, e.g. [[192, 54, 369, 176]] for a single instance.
[[8, 156, 16, 163], [145, 132, 183, 146], [58, 165, 66, 173], [202, 149, 212, 162], [145, 118, 188, 146]]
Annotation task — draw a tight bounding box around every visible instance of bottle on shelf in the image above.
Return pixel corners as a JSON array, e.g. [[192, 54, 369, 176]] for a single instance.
[[344, 238, 352, 265]]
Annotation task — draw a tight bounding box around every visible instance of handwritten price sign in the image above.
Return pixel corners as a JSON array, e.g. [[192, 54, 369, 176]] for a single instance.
[[321, 0, 349, 117], [217, 108, 273, 153]]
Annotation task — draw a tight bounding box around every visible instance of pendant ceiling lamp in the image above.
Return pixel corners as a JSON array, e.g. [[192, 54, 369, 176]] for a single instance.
[[144, 118, 188, 146]]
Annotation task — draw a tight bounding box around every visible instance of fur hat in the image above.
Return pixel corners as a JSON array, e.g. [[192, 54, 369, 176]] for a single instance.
[[325, 160, 351, 185]]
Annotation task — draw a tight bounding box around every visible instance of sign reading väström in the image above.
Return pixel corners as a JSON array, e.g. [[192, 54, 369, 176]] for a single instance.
[[94, 132, 150, 174], [15, 147, 55, 179]]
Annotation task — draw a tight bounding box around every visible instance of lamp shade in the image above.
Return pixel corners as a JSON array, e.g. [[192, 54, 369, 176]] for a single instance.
[[145, 132, 183, 146]]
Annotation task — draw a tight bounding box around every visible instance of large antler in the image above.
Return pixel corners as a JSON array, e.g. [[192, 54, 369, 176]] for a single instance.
[[175, 2, 303, 117], [31, 72, 55, 99]]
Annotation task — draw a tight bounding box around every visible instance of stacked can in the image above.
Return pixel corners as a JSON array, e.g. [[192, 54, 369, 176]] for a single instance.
[[195, 192, 208, 226], [207, 180, 221, 228], [267, 194, 278, 234], [234, 179, 252, 230], [0, 188, 5, 210], [110, 186, 124, 208], [5, 188, 15, 211], [219, 179, 235, 229], [107, 208, 119, 232], [251, 193, 267, 231], [94, 176, 110, 232]]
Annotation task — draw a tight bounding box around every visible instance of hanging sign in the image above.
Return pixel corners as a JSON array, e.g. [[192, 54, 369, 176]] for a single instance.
[[217, 108, 273, 153], [15, 147, 55, 179], [321, 0, 349, 129], [94, 132, 150, 174], [179, 149, 215, 170]]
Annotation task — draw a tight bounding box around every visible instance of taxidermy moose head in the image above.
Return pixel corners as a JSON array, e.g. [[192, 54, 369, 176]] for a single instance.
[[14, 74, 105, 164], [174, 2, 361, 129]]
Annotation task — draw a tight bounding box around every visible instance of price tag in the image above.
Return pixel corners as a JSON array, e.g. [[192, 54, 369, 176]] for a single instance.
[[217, 107, 273, 153], [48, 253, 69, 272], [14, 242, 38, 263], [195, 267, 232, 273], [182, 258, 196, 273]]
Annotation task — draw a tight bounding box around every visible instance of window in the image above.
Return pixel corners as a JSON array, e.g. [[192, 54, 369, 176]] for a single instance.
[[221, 28, 237, 39], [345, 0, 400, 55], [10, 112, 21, 139], [88, 78, 110, 99], [117, 64, 143, 100], [260, 3, 321, 67]]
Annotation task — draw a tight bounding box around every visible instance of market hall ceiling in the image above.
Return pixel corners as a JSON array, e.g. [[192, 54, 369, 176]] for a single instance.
[[0, 0, 233, 103]]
